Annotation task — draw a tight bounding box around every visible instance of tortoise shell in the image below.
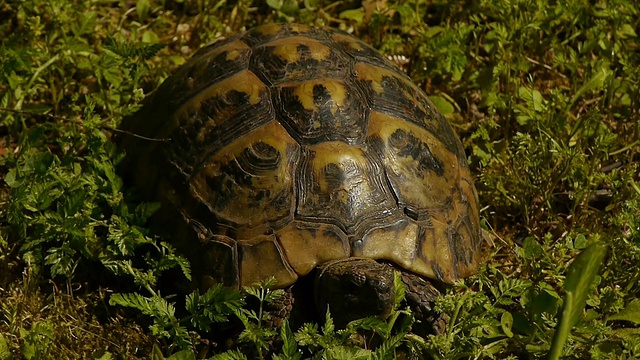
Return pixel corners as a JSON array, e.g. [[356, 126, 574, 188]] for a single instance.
[[119, 23, 481, 290]]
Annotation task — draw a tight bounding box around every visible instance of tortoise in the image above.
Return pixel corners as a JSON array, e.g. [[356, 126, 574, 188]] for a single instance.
[[119, 23, 482, 332]]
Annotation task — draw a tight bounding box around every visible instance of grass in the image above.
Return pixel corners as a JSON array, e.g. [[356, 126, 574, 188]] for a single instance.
[[1, 0, 639, 358]]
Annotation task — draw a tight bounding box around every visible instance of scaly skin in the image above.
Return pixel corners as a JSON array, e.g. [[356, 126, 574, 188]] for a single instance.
[[315, 258, 445, 334]]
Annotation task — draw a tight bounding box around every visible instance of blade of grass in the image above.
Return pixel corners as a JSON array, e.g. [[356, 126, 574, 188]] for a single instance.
[[548, 242, 608, 360]]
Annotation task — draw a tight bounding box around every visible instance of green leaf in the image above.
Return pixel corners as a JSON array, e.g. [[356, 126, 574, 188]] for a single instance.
[[529, 284, 561, 316], [209, 350, 248, 360], [137, 0, 150, 21], [569, 68, 610, 109], [607, 299, 640, 325], [167, 349, 197, 360], [185, 285, 244, 329], [322, 307, 335, 335], [392, 271, 406, 309], [280, 0, 299, 15], [573, 234, 588, 249], [518, 87, 545, 112], [0, 334, 10, 360], [169, 55, 186, 66], [618, 23, 637, 39], [135, 202, 161, 222], [339, 8, 365, 24], [294, 323, 321, 347], [501, 311, 514, 338], [522, 236, 543, 259], [347, 316, 388, 333], [279, 321, 301, 359], [373, 333, 405, 358], [151, 344, 165, 360], [266, 0, 283, 10], [611, 328, 640, 341], [424, 26, 445, 38], [429, 96, 455, 115], [140, 43, 166, 60], [325, 346, 371, 359], [109, 293, 154, 315], [93, 350, 114, 360], [19, 321, 54, 360], [304, 0, 320, 10], [143, 30, 160, 44], [5, 168, 21, 187], [548, 242, 608, 360]]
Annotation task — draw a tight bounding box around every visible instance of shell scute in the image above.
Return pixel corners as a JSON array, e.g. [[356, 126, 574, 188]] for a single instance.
[[198, 235, 238, 288], [168, 40, 252, 113], [330, 32, 399, 72], [190, 120, 299, 238], [296, 141, 397, 235], [239, 235, 297, 288], [250, 36, 351, 85], [354, 63, 462, 157], [276, 221, 350, 278], [276, 79, 369, 144], [170, 70, 275, 178]]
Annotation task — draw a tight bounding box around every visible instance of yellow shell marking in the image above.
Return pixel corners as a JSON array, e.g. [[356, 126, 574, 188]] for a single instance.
[[210, 70, 263, 106], [307, 142, 366, 193], [191, 120, 297, 230], [197, 120, 295, 183], [289, 24, 311, 33], [196, 40, 250, 64], [367, 110, 459, 206], [267, 37, 332, 63], [226, 49, 240, 61], [291, 79, 346, 114], [238, 236, 297, 288], [277, 222, 350, 277], [255, 23, 285, 36], [330, 33, 364, 51], [357, 219, 420, 273], [354, 62, 418, 97], [177, 70, 264, 142]]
